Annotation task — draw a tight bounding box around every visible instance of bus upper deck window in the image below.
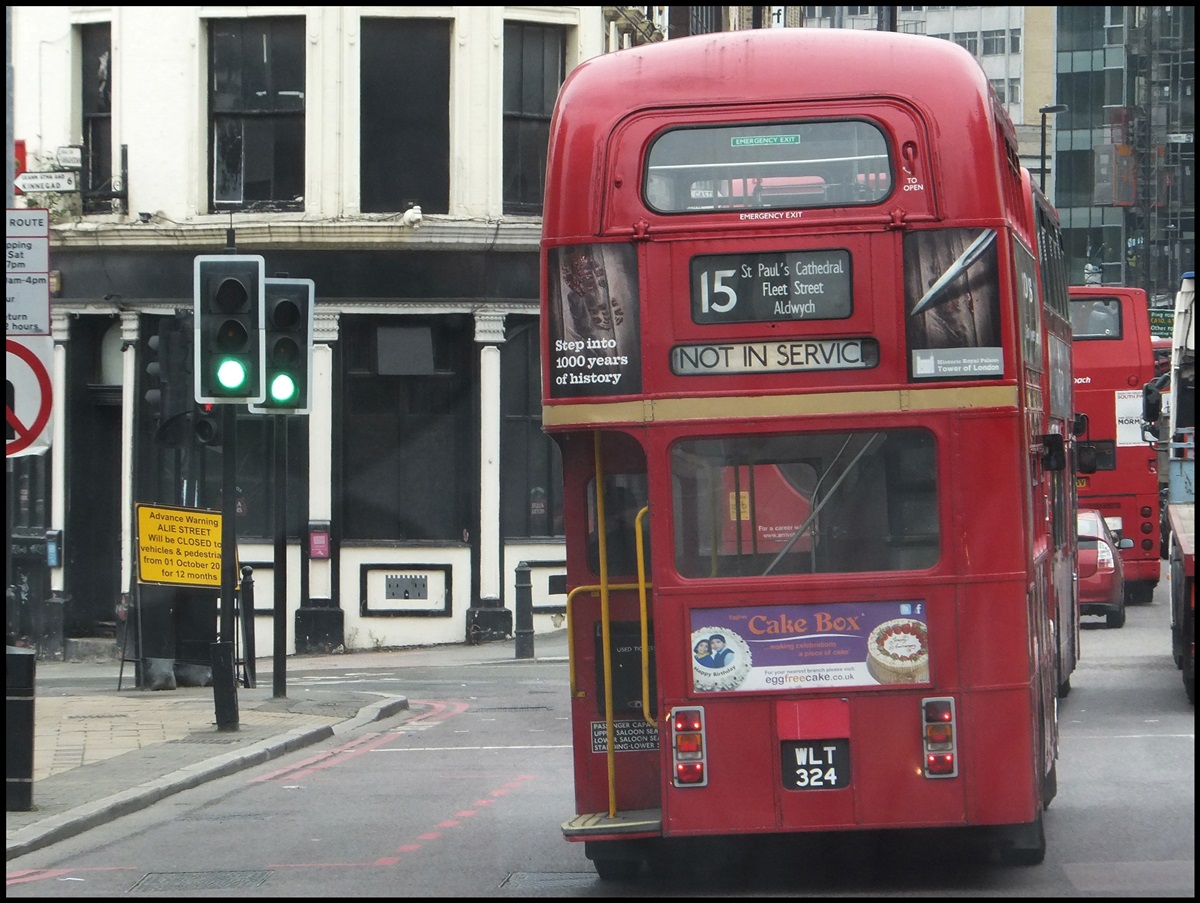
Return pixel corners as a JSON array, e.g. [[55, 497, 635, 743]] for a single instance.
[[644, 119, 892, 214]]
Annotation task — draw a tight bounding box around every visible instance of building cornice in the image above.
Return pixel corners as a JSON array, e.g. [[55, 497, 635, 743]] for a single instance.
[[47, 215, 544, 253]]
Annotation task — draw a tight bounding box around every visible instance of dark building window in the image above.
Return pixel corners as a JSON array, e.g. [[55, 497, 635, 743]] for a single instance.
[[1057, 6, 1106, 53], [203, 417, 309, 541], [80, 23, 112, 215], [503, 22, 565, 215], [208, 17, 305, 211], [501, 316, 563, 538], [339, 315, 476, 542], [360, 18, 451, 215]]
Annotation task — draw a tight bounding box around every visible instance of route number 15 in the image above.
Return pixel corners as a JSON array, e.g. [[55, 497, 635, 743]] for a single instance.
[[699, 269, 739, 313]]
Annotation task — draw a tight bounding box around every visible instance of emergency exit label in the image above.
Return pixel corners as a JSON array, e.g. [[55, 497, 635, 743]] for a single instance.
[[136, 503, 222, 587]]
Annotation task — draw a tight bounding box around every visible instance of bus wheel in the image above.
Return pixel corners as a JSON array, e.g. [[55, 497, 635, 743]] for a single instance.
[[1056, 625, 1073, 697], [1106, 601, 1126, 629], [1170, 549, 1185, 669], [996, 813, 1046, 866], [586, 842, 644, 882], [1125, 581, 1155, 606], [1043, 759, 1058, 810], [591, 858, 643, 882]]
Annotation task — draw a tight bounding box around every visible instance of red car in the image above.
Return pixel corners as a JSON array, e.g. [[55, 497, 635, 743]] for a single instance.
[[1077, 509, 1134, 628]]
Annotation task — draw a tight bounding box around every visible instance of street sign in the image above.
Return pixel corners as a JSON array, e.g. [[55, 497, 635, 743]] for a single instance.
[[7, 208, 51, 337], [13, 171, 79, 193], [55, 145, 83, 169], [1149, 308, 1176, 339], [136, 503, 223, 587], [7, 210, 54, 456], [6, 336, 54, 457]]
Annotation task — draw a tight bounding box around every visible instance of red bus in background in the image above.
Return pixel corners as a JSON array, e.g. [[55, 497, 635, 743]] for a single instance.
[[541, 28, 1086, 879], [1069, 285, 1161, 604]]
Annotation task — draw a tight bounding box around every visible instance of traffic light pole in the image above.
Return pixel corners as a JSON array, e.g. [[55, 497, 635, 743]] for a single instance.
[[273, 413, 287, 699], [212, 402, 239, 730], [220, 403, 237, 644]]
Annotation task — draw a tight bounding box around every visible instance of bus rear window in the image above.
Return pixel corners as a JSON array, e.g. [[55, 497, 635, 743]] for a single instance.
[[645, 120, 891, 213], [1069, 297, 1123, 339], [671, 429, 938, 578]]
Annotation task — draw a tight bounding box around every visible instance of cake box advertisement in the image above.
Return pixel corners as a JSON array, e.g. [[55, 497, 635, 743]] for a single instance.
[[689, 601, 930, 693]]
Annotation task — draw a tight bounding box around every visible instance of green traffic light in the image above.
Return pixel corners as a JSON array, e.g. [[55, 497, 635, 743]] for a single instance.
[[216, 357, 249, 391], [270, 372, 297, 403]]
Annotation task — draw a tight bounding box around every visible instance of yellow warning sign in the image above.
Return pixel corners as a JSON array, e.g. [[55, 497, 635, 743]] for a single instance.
[[136, 503, 223, 587]]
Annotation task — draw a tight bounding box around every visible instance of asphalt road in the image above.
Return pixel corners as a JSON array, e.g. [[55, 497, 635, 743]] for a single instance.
[[6, 570, 1194, 897]]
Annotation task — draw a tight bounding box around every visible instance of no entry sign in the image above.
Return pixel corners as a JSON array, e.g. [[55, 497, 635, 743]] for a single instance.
[[6, 336, 54, 456]]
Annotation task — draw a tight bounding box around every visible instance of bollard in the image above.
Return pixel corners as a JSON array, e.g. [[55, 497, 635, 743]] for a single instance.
[[514, 562, 534, 659], [6, 646, 36, 811], [211, 641, 239, 731], [239, 566, 256, 689]]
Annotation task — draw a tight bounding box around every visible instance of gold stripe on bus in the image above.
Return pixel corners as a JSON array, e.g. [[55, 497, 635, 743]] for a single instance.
[[542, 385, 1020, 427]]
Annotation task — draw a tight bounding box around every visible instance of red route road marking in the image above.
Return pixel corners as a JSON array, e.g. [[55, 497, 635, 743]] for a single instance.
[[252, 699, 470, 785], [282, 731, 397, 780], [369, 774, 538, 865], [249, 731, 385, 783], [405, 699, 471, 722]]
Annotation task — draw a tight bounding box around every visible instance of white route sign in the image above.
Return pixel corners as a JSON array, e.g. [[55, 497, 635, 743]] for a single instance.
[[7, 209, 51, 336], [13, 171, 78, 193]]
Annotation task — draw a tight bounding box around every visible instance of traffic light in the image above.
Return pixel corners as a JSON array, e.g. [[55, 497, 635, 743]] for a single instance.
[[144, 327, 165, 420], [249, 278, 314, 414], [145, 316, 193, 445], [193, 254, 266, 404], [194, 402, 223, 446]]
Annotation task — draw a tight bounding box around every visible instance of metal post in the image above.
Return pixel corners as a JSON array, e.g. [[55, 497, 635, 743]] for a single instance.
[[239, 565, 255, 687], [273, 414, 288, 698], [212, 403, 238, 728], [515, 561, 533, 659], [220, 404, 236, 643], [210, 640, 238, 731], [6, 646, 35, 811], [1039, 104, 1067, 194]]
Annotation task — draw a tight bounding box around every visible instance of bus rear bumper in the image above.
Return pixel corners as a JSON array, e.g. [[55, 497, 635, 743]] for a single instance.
[[562, 808, 662, 842], [1123, 558, 1163, 583]]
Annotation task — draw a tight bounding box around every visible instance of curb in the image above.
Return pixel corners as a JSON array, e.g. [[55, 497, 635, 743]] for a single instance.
[[6, 696, 409, 861]]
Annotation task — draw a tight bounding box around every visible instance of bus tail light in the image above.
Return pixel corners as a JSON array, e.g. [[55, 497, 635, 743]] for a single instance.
[[671, 707, 708, 787], [921, 697, 958, 778]]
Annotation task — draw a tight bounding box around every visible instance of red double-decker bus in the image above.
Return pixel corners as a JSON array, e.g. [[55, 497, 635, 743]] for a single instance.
[[1069, 285, 1161, 611], [540, 28, 1084, 878]]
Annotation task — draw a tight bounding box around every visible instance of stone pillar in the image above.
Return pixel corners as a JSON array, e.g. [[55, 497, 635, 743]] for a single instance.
[[465, 311, 511, 643]]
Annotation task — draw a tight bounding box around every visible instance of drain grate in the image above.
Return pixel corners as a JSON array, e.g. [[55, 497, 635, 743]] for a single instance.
[[131, 870, 271, 892], [502, 872, 598, 889], [65, 713, 129, 720]]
